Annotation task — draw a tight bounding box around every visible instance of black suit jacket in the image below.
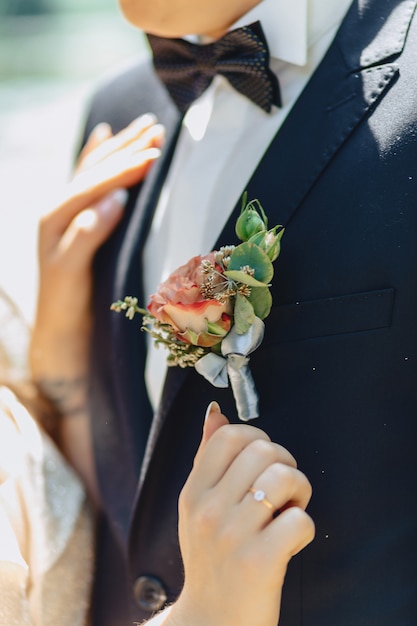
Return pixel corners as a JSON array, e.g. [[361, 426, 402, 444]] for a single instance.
[[83, 1, 417, 623]]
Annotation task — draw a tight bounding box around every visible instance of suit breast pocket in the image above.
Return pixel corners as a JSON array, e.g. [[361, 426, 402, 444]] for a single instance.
[[264, 288, 395, 345]]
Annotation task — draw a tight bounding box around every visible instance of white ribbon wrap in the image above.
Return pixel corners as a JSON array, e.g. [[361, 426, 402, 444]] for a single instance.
[[195, 317, 265, 421]]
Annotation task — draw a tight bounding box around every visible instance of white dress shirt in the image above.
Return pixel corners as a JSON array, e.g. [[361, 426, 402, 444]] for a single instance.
[[144, 0, 353, 410]]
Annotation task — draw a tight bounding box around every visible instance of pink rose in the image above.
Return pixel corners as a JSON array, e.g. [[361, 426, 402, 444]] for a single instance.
[[148, 253, 231, 347]]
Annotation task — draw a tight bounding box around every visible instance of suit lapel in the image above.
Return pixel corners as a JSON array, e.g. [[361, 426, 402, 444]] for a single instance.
[[98, 104, 181, 544], [128, 0, 417, 526], [112, 111, 182, 402], [115, 114, 182, 301], [238, 0, 416, 231]]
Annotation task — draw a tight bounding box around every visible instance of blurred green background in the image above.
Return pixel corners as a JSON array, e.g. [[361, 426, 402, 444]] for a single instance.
[[0, 0, 148, 322]]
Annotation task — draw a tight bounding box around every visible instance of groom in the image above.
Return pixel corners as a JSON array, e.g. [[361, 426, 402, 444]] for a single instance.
[[83, 0, 417, 624]]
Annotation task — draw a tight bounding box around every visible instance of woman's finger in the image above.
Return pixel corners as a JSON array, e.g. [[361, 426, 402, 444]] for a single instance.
[[72, 143, 163, 199], [73, 124, 165, 197], [197, 401, 229, 448], [201, 437, 297, 512], [40, 116, 164, 244], [77, 122, 113, 167], [41, 144, 161, 243], [263, 505, 316, 560], [55, 188, 128, 269], [188, 421, 272, 497], [76, 113, 158, 173], [238, 463, 312, 530]]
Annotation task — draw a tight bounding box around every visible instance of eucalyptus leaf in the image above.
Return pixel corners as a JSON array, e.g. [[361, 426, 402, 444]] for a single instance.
[[248, 287, 272, 320], [228, 242, 274, 283], [234, 293, 255, 335], [224, 270, 268, 287]]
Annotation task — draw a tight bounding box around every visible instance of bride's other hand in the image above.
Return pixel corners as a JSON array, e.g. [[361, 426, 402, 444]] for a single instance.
[[29, 114, 164, 500], [168, 402, 315, 626]]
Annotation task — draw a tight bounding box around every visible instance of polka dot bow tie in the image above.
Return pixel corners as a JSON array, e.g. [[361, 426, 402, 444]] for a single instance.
[[147, 21, 281, 114]]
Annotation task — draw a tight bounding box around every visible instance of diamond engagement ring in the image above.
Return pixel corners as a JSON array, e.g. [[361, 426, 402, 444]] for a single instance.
[[248, 487, 274, 510]]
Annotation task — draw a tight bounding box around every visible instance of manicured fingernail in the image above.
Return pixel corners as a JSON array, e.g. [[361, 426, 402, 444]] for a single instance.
[[150, 123, 165, 137], [92, 122, 112, 139], [146, 147, 162, 160], [111, 188, 128, 206], [204, 401, 221, 422], [133, 112, 157, 127], [97, 188, 128, 215]]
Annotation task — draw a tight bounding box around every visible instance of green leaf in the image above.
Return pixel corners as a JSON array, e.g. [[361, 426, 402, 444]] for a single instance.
[[248, 287, 272, 320], [234, 293, 255, 334], [183, 328, 199, 345], [224, 270, 268, 287], [246, 198, 268, 229], [206, 321, 229, 337], [228, 242, 274, 284], [240, 191, 248, 211]]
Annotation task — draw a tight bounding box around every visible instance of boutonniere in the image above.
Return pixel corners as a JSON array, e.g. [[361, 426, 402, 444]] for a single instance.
[[111, 194, 284, 421]]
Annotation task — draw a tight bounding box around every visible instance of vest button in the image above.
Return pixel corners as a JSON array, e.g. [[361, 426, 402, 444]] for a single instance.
[[133, 575, 168, 612]]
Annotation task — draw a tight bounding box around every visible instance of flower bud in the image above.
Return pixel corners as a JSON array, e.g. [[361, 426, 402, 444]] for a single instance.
[[235, 199, 268, 242], [249, 226, 284, 261]]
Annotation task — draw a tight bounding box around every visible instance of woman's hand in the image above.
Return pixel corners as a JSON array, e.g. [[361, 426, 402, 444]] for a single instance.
[[31, 113, 164, 379], [29, 113, 164, 500], [169, 402, 315, 626]]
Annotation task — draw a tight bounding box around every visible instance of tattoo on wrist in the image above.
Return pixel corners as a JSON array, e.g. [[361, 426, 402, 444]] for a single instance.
[[36, 376, 88, 417]]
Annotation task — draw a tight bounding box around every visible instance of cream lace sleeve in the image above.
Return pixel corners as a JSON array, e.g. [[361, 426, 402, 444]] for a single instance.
[[0, 387, 95, 626]]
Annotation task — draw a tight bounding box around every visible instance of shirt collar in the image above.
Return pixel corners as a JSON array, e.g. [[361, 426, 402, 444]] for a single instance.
[[232, 0, 353, 67]]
